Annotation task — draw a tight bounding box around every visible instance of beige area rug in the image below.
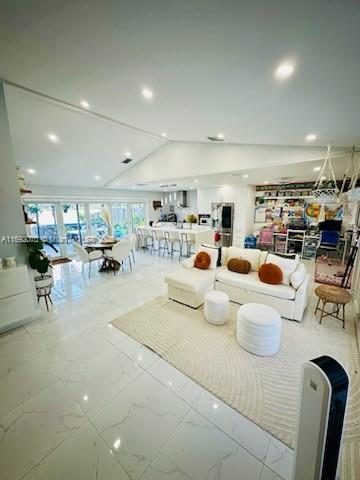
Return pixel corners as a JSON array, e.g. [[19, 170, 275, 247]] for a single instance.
[[111, 296, 360, 478]]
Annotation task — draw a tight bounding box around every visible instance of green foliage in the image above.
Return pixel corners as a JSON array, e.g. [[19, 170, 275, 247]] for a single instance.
[[27, 239, 51, 276]]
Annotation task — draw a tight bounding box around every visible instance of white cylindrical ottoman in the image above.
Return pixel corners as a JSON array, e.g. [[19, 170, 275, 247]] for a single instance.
[[204, 291, 229, 325], [236, 303, 281, 356]]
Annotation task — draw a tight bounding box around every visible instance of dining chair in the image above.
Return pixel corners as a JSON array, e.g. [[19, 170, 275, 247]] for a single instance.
[[104, 240, 133, 275], [135, 227, 144, 250], [128, 233, 137, 263], [74, 243, 103, 279]]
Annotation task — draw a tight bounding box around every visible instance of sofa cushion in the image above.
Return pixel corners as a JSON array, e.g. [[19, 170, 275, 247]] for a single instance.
[[201, 243, 222, 267], [215, 269, 295, 300], [228, 258, 251, 274], [290, 262, 307, 290], [259, 263, 283, 285], [165, 267, 217, 293], [227, 247, 261, 272], [266, 253, 299, 285], [195, 251, 211, 270]]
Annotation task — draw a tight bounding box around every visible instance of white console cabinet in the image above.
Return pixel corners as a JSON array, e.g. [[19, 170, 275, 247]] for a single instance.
[[0, 265, 37, 333]]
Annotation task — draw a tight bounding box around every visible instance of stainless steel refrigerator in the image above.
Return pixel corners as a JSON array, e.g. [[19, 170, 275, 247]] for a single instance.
[[211, 202, 234, 247]]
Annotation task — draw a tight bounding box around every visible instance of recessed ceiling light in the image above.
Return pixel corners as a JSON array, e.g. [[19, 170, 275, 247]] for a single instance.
[[275, 62, 295, 80], [161, 132, 167, 137], [217, 133, 224, 140], [305, 133, 317, 141], [27, 168, 36, 174], [242, 174, 249, 179], [124, 151, 131, 157], [313, 166, 321, 172], [141, 88, 153, 99], [94, 175, 101, 180], [113, 438, 121, 450], [80, 100, 90, 109], [47, 132, 59, 143], [264, 180, 269, 184]]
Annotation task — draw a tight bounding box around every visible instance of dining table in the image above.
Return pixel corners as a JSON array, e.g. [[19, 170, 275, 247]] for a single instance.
[[83, 241, 118, 272]]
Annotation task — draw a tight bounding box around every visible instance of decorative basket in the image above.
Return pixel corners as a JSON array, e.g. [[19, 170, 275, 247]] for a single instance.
[[347, 187, 360, 202], [311, 144, 339, 203], [312, 188, 339, 204]]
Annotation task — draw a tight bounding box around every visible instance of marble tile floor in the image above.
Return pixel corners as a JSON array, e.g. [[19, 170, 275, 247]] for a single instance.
[[0, 252, 292, 480]]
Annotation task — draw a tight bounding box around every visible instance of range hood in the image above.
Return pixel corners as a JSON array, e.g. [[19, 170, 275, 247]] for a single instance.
[[177, 190, 188, 208]]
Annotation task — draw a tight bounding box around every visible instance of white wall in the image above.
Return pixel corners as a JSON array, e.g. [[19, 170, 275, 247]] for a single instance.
[[0, 82, 28, 263], [197, 185, 255, 246], [112, 142, 347, 186], [27, 185, 164, 223]]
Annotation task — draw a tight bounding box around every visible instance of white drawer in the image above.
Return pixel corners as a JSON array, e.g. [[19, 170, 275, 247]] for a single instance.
[[0, 265, 31, 299], [0, 290, 35, 331]]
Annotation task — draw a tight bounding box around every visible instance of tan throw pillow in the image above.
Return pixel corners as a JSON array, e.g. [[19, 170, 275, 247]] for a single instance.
[[227, 258, 251, 274], [194, 251, 211, 270]]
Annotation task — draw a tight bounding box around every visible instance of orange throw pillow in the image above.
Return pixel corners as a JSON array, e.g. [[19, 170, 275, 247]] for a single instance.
[[259, 263, 283, 285], [194, 251, 211, 270]]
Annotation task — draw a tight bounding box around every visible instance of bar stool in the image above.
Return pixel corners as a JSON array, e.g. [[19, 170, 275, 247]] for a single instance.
[[170, 231, 182, 259], [180, 232, 194, 259], [145, 229, 159, 255], [158, 230, 171, 256]]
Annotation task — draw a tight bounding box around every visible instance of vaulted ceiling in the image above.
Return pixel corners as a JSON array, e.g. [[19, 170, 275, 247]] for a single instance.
[[1, 0, 359, 188]]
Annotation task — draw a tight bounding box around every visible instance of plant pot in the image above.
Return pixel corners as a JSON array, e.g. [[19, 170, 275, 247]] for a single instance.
[[34, 274, 53, 289]]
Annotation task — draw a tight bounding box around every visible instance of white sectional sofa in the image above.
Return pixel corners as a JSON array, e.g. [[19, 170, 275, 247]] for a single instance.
[[165, 246, 309, 322]]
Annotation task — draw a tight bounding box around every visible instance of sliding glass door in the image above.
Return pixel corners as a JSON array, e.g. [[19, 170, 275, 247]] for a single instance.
[[62, 203, 87, 256], [111, 203, 129, 238], [131, 203, 145, 230], [25, 200, 148, 258], [25, 203, 61, 258], [89, 203, 108, 237]]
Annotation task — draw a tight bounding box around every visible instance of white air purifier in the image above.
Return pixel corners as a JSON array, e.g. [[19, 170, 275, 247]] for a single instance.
[[293, 356, 349, 480]]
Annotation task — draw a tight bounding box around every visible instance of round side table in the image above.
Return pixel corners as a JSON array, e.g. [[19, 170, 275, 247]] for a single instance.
[[315, 284, 351, 329]]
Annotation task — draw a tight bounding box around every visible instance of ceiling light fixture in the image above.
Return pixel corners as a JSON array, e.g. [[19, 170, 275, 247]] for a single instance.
[[242, 174, 249, 179], [275, 62, 295, 80], [124, 151, 131, 157], [306, 133, 317, 141], [161, 132, 167, 138], [313, 166, 321, 172], [80, 100, 90, 109], [216, 133, 224, 140], [141, 88, 153, 99], [27, 168, 36, 174], [264, 180, 269, 184], [47, 132, 59, 143], [94, 175, 101, 180]]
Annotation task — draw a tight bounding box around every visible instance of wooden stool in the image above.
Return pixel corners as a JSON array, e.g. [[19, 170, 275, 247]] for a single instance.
[[315, 285, 351, 329]]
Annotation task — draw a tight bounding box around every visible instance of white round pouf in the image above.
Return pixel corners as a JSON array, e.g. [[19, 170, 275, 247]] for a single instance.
[[204, 291, 229, 325], [236, 303, 281, 356]]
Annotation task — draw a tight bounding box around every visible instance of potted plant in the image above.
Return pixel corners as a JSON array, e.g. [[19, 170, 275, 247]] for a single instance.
[[186, 214, 197, 227], [27, 239, 53, 288]]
